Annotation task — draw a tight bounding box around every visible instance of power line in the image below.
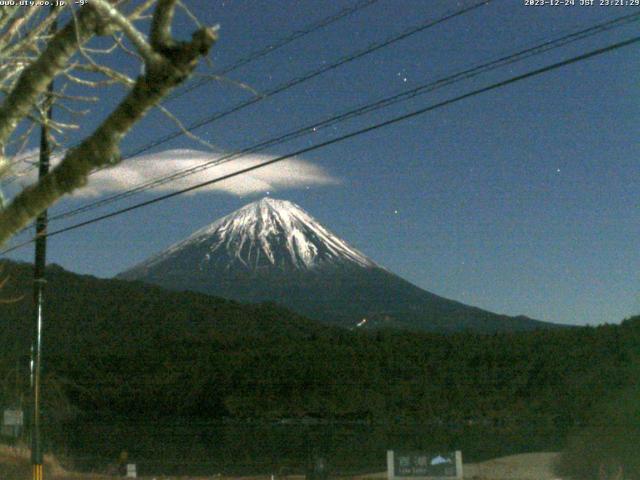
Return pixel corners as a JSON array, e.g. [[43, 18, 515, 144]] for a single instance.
[[3, 0, 492, 222], [116, 0, 490, 162], [165, 0, 382, 101], [2, 34, 637, 256], [4, 0, 486, 185], [0, 0, 381, 185], [45, 11, 640, 223]]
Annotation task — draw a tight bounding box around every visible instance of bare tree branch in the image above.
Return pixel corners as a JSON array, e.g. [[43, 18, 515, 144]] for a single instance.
[[91, 0, 162, 66], [75, 62, 135, 86], [0, 4, 218, 245], [150, 0, 178, 51], [1, 8, 60, 58], [128, 0, 158, 21], [0, 5, 103, 148], [156, 103, 216, 151]]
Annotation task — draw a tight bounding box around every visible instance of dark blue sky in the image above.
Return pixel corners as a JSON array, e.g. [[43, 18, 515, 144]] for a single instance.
[[4, 0, 639, 326]]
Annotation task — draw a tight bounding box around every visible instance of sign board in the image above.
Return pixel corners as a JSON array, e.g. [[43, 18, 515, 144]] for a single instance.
[[3, 409, 23, 426], [126, 463, 137, 478], [387, 450, 462, 480]]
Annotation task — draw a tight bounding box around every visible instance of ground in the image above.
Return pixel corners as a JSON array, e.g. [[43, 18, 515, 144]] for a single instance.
[[0, 445, 562, 480], [462, 452, 561, 480]]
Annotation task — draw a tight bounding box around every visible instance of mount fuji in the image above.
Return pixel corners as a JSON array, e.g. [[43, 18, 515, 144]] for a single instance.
[[118, 197, 553, 333]]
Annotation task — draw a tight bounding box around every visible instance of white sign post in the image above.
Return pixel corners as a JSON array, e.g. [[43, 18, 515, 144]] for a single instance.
[[3, 409, 23, 426], [126, 463, 137, 478], [2, 409, 23, 438]]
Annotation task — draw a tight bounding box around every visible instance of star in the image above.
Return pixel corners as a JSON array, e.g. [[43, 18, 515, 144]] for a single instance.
[[396, 71, 408, 83]]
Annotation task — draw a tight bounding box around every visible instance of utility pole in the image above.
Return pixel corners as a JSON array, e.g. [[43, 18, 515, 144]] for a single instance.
[[31, 95, 51, 480], [31, 12, 56, 480]]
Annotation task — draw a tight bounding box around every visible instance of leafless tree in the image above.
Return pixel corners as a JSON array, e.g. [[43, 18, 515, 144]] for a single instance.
[[0, 0, 217, 246]]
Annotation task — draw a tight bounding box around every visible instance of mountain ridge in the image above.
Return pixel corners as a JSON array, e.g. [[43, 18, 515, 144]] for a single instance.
[[119, 197, 558, 333]]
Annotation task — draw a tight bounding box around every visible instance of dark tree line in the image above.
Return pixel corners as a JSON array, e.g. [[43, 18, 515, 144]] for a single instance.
[[0, 260, 637, 477]]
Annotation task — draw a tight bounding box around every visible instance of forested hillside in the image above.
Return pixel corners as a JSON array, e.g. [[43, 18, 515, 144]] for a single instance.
[[0, 260, 637, 474]]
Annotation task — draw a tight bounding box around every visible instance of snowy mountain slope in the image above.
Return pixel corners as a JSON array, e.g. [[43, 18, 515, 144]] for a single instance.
[[119, 198, 556, 333], [125, 197, 376, 277]]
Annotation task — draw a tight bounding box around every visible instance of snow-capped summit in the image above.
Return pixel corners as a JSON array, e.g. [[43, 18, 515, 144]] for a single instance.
[[119, 198, 553, 333], [127, 197, 376, 276]]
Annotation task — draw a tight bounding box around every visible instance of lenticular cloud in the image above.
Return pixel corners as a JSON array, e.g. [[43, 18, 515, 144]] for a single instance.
[[10, 149, 340, 198]]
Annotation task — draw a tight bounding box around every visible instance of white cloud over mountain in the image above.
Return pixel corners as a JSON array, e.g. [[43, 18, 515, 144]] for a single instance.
[[9, 149, 340, 198]]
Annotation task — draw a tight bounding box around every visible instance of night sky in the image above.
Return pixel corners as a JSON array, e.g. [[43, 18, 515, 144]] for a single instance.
[[3, 0, 639, 326]]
